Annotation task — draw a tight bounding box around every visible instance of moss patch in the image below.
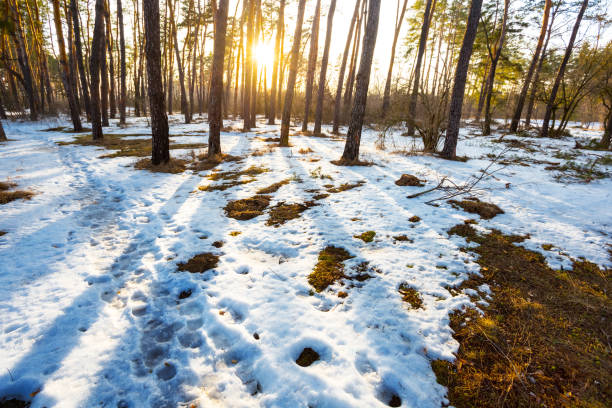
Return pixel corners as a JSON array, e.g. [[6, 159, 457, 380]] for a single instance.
[[449, 197, 504, 219], [256, 179, 290, 194], [224, 195, 271, 220], [308, 246, 354, 292], [395, 174, 425, 186], [177, 253, 220, 273], [134, 158, 188, 173], [266, 201, 316, 227], [437, 224, 612, 407], [296, 347, 320, 367], [354, 231, 376, 243], [399, 283, 424, 309]]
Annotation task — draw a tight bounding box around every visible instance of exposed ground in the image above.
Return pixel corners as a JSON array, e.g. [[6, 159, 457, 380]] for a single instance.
[[0, 116, 610, 408]]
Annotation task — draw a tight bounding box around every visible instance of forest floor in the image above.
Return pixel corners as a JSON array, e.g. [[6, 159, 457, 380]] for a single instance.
[[0, 115, 610, 408]]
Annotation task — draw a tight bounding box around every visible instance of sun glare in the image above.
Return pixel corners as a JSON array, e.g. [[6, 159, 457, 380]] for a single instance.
[[254, 42, 275, 69]]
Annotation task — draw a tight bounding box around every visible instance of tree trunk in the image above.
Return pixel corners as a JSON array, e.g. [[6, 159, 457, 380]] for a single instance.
[[117, 0, 127, 124], [313, 0, 337, 135], [482, 0, 510, 136], [525, 11, 554, 128], [332, 0, 361, 134], [9, 0, 38, 120], [381, 0, 409, 118], [440, 0, 484, 159], [279, 0, 307, 146], [600, 109, 611, 150], [0, 119, 6, 142], [209, 0, 229, 157], [168, 0, 191, 123], [268, 0, 286, 125], [104, 0, 116, 119], [406, 0, 435, 135], [509, 0, 551, 132], [302, 0, 321, 132], [342, 4, 363, 123], [52, 0, 82, 131], [340, 0, 381, 162], [189, 0, 199, 119], [90, 0, 106, 140], [143, 0, 170, 164], [540, 0, 588, 138], [243, 0, 255, 130]]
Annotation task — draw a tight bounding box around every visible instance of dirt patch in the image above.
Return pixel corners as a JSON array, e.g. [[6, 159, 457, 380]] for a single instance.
[[199, 165, 269, 191], [354, 231, 376, 243], [224, 195, 271, 220], [59, 133, 206, 158], [134, 158, 188, 173], [0, 399, 30, 408], [437, 224, 612, 407], [212, 241, 224, 248], [177, 253, 220, 273], [256, 179, 291, 194], [296, 347, 320, 367], [0, 181, 34, 205], [199, 179, 255, 192], [0, 231, 6, 236], [393, 234, 413, 243], [308, 246, 354, 292], [398, 283, 424, 309], [449, 197, 504, 219], [408, 215, 421, 223], [191, 153, 243, 171], [331, 159, 374, 167], [326, 180, 366, 193], [395, 174, 425, 186], [178, 289, 192, 299], [266, 201, 317, 227]]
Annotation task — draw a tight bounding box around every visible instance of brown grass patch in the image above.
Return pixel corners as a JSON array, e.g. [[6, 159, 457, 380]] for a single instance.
[[395, 174, 425, 186], [354, 231, 376, 243], [224, 195, 271, 220], [330, 159, 374, 167], [177, 252, 220, 273], [0, 181, 34, 204], [449, 197, 504, 219], [308, 246, 354, 292], [436, 224, 612, 407], [409, 215, 421, 223], [266, 201, 317, 227], [326, 180, 366, 193], [399, 283, 424, 309], [393, 234, 413, 243], [256, 179, 291, 194], [59, 133, 206, 158], [296, 347, 320, 367], [0, 181, 17, 191], [191, 153, 243, 171], [198, 165, 268, 191], [298, 147, 314, 154], [134, 158, 188, 173]]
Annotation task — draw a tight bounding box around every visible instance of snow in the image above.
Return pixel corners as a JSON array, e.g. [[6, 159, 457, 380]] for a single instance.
[[0, 115, 610, 407]]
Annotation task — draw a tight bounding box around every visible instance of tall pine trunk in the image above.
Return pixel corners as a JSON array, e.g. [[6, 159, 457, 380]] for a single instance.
[[52, 0, 82, 131], [440, 0, 484, 159], [540, 0, 588, 138], [302, 0, 321, 132], [90, 0, 106, 140], [509, 0, 551, 132], [381, 0, 409, 118], [168, 0, 191, 124], [243, 0, 255, 130], [143, 0, 170, 164], [104, 0, 116, 119], [313, 0, 336, 135], [117, 0, 127, 124], [209, 0, 229, 157], [268, 0, 285, 125], [406, 0, 435, 135], [340, 0, 381, 163], [279, 0, 307, 146]]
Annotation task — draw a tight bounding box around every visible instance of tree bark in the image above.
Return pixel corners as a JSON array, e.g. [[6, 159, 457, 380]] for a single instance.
[[313, 0, 336, 135], [509, 0, 551, 132], [601, 109, 611, 149], [168, 0, 191, 123], [268, 0, 286, 125], [340, 0, 381, 162], [90, 0, 106, 139], [117, 0, 127, 124], [381, 0, 409, 118], [243, 0, 255, 130], [279, 0, 307, 146], [52, 0, 82, 131], [143, 0, 170, 164], [302, 0, 321, 132], [332, 0, 361, 134], [104, 0, 116, 119], [440, 0, 484, 159], [406, 0, 436, 135], [540, 0, 588, 138], [209, 0, 229, 157]]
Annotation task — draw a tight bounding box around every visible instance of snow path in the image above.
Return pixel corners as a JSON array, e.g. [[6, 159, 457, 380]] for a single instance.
[[1, 116, 610, 407]]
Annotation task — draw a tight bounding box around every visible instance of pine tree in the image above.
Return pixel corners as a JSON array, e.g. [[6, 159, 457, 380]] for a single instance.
[[208, 0, 229, 157], [90, 0, 106, 140], [313, 0, 336, 136]]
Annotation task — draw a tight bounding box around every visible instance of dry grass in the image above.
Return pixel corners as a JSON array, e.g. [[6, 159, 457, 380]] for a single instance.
[[449, 197, 504, 219], [308, 246, 354, 292], [398, 283, 424, 309], [326, 180, 366, 194], [224, 195, 271, 220], [298, 147, 314, 154], [395, 174, 425, 186], [266, 201, 317, 227], [434, 224, 612, 407], [256, 179, 291, 194], [0, 181, 34, 205], [354, 231, 376, 243], [134, 158, 188, 173], [330, 159, 374, 167], [191, 153, 243, 171], [177, 253, 220, 273]]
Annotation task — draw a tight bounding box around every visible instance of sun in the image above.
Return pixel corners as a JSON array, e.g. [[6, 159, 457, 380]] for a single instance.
[[254, 41, 275, 69]]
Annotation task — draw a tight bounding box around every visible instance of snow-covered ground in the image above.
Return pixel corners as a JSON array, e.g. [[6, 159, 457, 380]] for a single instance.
[[0, 115, 610, 408]]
